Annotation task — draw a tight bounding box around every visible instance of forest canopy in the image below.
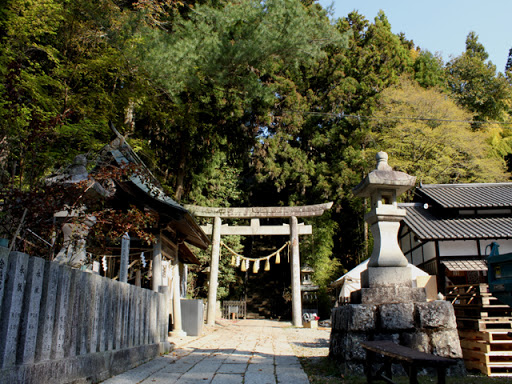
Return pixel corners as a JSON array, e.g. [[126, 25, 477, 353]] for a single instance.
[[0, 0, 511, 302]]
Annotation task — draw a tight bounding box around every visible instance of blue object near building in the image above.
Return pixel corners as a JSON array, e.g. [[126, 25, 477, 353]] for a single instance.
[[487, 242, 512, 307]]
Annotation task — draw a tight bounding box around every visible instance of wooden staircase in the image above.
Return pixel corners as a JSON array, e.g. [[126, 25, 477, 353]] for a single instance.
[[447, 284, 512, 376]]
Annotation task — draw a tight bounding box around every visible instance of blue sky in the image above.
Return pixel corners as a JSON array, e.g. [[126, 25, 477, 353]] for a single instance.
[[318, 0, 512, 73]]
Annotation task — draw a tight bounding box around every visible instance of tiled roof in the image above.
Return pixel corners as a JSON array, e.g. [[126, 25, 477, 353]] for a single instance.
[[402, 205, 512, 240], [441, 260, 487, 271], [417, 183, 512, 208]]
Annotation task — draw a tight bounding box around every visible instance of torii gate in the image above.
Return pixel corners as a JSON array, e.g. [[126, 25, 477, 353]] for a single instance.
[[185, 203, 333, 327]]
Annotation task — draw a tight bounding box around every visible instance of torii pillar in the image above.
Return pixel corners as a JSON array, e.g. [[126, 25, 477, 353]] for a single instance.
[[186, 203, 333, 327]]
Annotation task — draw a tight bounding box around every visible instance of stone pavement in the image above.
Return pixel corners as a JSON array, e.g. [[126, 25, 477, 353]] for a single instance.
[[101, 319, 327, 384]]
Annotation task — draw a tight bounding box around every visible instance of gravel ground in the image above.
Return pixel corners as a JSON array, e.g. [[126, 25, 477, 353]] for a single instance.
[[283, 326, 331, 358]]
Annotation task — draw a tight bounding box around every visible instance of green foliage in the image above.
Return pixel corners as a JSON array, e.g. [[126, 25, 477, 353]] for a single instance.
[[446, 32, 511, 122], [132, 0, 345, 201], [2, 0, 512, 307], [368, 76, 508, 183], [413, 50, 446, 88], [301, 215, 340, 289], [0, 0, 140, 188]]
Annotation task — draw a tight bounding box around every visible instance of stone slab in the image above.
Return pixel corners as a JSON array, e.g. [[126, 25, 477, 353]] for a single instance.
[[361, 266, 412, 288], [0, 252, 29, 368], [431, 329, 463, 358], [0, 343, 162, 384], [95, 276, 105, 352], [0, 248, 9, 318], [89, 273, 101, 353], [379, 303, 414, 330], [416, 301, 457, 329], [65, 268, 81, 357], [52, 265, 72, 359], [121, 283, 130, 349], [128, 285, 135, 348], [114, 281, 123, 350], [331, 304, 377, 332], [100, 278, 114, 352], [17, 256, 45, 364], [356, 286, 426, 305], [134, 286, 140, 347], [211, 373, 244, 384], [36, 260, 60, 361], [275, 366, 310, 384], [78, 270, 90, 355], [143, 289, 150, 345], [150, 291, 158, 344]]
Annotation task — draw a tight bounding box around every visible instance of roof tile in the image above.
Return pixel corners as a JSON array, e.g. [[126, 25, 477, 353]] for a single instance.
[[402, 205, 512, 240], [418, 183, 512, 208]]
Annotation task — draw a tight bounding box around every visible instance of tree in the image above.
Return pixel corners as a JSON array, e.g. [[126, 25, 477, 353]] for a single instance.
[[250, 11, 416, 269], [368, 76, 508, 183], [0, 0, 141, 188], [413, 50, 446, 88], [446, 32, 511, 122], [133, 0, 344, 201], [505, 48, 512, 76]]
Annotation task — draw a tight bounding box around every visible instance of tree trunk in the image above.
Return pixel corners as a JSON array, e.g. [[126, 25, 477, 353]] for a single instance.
[[174, 137, 188, 202]]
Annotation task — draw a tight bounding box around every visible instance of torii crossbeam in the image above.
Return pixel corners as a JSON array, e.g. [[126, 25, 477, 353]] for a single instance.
[[185, 202, 333, 327]]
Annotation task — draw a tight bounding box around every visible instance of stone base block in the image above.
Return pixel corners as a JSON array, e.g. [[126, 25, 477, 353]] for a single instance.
[[329, 300, 465, 378], [0, 343, 167, 384], [361, 267, 412, 288], [169, 330, 187, 338], [332, 304, 377, 331], [351, 287, 426, 305]]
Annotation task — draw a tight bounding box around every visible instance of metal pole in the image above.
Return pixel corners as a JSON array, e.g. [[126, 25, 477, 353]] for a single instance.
[[206, 216, 222, 325], [120, 232, 130, 283], [290, 216, 302, 327]]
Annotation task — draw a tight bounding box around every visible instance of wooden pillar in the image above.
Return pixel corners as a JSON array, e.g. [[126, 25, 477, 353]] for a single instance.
[[206, 216, 221, 325], [135, 270, 141, 287], [152, 237, 162, 292], [290, 216, 302, 327]]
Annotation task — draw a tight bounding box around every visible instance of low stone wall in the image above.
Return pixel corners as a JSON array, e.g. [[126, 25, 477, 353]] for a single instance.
[[329, 301, 465, 375], [0, 248, 170, 383]]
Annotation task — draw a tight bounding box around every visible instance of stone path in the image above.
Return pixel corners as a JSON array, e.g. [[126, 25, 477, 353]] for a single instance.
[[101, 319, 330, 384]]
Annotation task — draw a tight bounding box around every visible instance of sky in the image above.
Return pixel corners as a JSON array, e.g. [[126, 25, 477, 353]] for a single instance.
[[317, 0, 512, 73]]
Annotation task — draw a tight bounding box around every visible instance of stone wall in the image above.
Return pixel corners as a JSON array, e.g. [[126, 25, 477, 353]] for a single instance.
[[329, 301, 465, 375], [0, 248, 170, 384]]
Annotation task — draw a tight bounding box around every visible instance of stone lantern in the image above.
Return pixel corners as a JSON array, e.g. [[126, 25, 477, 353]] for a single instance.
[[352, 152, 424, 304], [329, 152, 463, 373]]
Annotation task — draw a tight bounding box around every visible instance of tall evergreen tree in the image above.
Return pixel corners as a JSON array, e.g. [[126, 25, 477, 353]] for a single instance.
[[446, 32, 511, 123], [133, 0, 344, 201], [251, 11, 416, 269], [505, 48, 512, 76]]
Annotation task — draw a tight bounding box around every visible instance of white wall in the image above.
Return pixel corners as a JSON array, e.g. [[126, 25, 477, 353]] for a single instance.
[[423, 242, 436, 262], [438, 240, 479, 257]]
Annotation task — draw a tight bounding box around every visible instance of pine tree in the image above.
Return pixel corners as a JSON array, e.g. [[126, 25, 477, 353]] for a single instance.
[[505, 48, 512, 75]]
